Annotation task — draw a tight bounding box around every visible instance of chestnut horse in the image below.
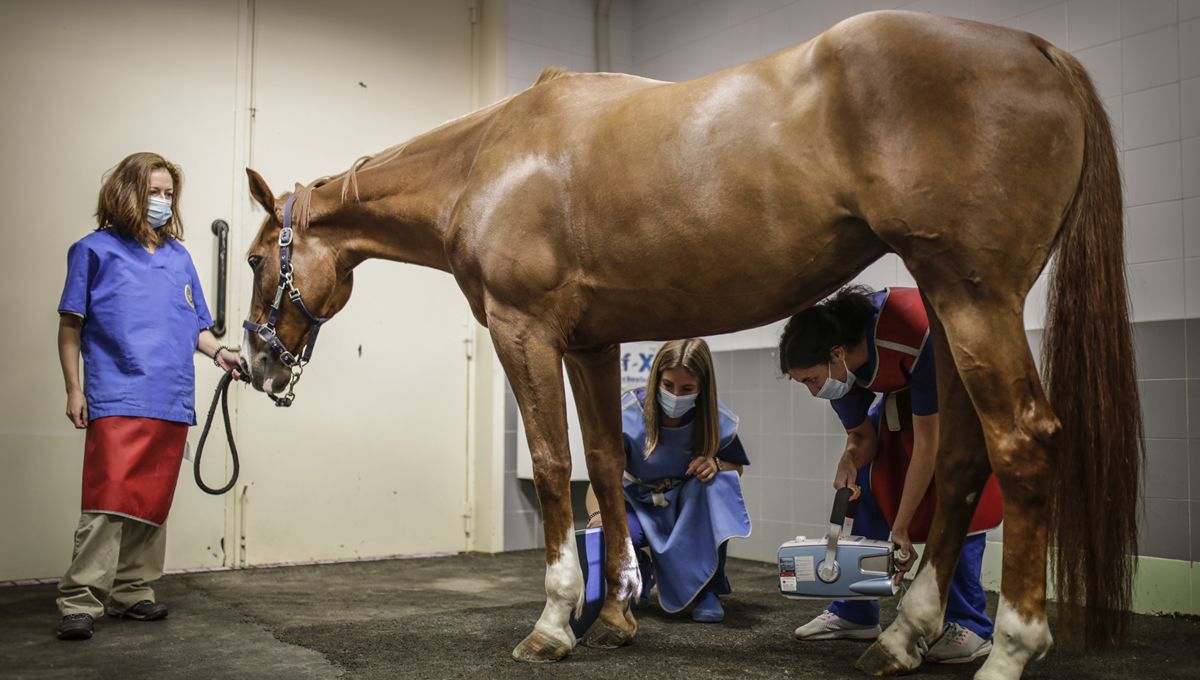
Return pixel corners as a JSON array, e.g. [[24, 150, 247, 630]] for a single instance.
[[239, 11, 1139, 680]]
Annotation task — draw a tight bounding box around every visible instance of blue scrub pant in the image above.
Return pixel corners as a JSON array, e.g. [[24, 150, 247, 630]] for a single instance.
[[827, 465, 993, 639]]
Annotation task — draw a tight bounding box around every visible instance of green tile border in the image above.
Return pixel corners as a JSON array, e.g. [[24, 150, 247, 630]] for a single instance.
[[982, 541, 1196, 616]]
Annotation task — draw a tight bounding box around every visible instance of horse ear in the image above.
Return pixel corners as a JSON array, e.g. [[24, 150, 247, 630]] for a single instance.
[[246, 168, 276, 216]]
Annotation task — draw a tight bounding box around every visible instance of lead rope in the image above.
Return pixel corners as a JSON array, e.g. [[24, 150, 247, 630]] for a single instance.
[[194, 370, 248, 495]]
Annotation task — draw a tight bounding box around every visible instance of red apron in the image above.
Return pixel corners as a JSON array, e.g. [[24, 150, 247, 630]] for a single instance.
[[82, 416, 188, 526], [865, 288, 1003, 542]]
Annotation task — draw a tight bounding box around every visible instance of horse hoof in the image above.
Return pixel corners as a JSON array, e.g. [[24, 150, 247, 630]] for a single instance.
[[855, 640, 919, 676], [511, 630, 572, 663], [582, 618, 635, 649]]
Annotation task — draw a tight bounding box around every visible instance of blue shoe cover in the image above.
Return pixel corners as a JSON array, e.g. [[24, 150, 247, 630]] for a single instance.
[[691, 591, 724, 623]]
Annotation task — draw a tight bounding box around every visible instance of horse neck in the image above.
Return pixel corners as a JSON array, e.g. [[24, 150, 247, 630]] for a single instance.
[[310, 105, 500, 273]]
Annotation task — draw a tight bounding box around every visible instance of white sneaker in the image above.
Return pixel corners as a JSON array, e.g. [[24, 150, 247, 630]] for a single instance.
[[925, 622, 993, 663], [793, 610, 881, 641]]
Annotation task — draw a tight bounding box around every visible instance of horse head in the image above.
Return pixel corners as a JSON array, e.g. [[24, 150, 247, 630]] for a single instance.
[[240, 168, 355, 403]]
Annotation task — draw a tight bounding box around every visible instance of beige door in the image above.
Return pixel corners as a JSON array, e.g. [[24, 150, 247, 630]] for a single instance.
[[229, 0, 476, 565], [0, 0, 477, 580], [0, 0, 241, 579]]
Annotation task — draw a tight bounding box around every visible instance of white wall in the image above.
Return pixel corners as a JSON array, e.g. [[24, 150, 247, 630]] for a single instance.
[[0, 0, 492, 581]]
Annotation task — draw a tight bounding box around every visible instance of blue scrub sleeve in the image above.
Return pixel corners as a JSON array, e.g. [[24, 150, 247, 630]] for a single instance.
[[717, 433, 750, 466], [187, 256, 214, 331], [831, 385, 876, 429], [58, 241, 94, 317], [908, 341, 938, 416]]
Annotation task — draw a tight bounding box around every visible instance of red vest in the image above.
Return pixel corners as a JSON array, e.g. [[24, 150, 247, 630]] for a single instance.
[[865, 288, 1003, 541]]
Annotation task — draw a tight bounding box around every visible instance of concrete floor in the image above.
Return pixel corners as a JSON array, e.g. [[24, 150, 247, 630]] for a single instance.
[[2, 550, 1197, 679]]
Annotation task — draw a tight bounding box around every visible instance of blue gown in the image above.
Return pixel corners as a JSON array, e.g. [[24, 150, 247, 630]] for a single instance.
[[621, 388, 751, 612]]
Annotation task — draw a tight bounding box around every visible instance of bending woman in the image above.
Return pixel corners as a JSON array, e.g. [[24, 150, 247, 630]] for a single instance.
[[780, 286, 1001, 664]]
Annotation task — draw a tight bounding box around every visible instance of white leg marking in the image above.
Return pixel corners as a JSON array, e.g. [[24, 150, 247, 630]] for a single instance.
[[606, 536, 642, 606], [975, 597, 1052, 680], [532, 531, 583, 651], [879, 566, 944, 669]]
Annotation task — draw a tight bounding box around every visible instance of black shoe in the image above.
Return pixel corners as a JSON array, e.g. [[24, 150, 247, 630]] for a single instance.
[[109, 600, 168, 621], [56, 613, 94, 640]]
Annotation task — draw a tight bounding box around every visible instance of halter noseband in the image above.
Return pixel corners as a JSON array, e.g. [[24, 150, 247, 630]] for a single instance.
[[242, 194, 328, 407]]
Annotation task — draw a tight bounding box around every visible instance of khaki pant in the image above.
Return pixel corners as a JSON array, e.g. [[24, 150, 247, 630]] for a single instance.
[[56, 513, 166, 617]]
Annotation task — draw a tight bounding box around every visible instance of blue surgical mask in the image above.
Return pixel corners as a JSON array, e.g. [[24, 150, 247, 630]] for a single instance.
[[814, 358, 857, 400], [658, 386, 698, 418], [147, 196, 172, 229]]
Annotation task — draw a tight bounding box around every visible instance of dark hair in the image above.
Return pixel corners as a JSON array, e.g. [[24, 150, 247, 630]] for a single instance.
[[778, 285, 877, 373], [96, 152, 184, 247]]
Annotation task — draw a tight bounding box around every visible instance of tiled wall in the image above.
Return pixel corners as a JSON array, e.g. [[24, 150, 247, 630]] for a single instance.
[[500, 1, 1200, 557]]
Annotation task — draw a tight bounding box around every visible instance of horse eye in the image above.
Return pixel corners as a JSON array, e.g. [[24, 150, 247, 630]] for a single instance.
[[248, 255, 263, 270]]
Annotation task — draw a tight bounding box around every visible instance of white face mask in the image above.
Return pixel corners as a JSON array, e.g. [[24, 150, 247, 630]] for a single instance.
[[147, 196, 172, 229], [658, 386, 698, 418], [814, 357, 857, 400]]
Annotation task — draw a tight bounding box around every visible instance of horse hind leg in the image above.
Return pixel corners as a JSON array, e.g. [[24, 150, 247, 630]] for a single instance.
[[926, 294, 1055, 680], [489, 314, 582, 662], [857, 307, 995, 675], [564, 347, 641, 649]]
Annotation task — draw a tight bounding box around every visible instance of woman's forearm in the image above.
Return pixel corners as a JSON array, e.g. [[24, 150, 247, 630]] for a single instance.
[[894, 414, 939, 531], [58, 315, 83, 394], [196, 329, 222, 359]]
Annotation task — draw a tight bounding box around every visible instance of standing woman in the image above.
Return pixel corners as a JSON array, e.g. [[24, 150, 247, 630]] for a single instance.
[[584, 338, 750, 623], [54, 152, 240, 640], [779, 286, 1001, 664]]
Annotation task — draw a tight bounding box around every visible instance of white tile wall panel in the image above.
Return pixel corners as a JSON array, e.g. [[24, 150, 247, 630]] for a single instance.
[[974, 0, 1031, 23], [1184, 0, 1200, 22], [1120, 0, 1177, 38], [1184, 20, 1200, 82], [1189, 258, 1200, 317], [1126, 200, 1183, 264], [1186, 199, 1200, 258], [1122, 25, 1179, 93], [1019, 2, 1067, 46], [1066, 0, 1120, 50], [1125, 142, 1183, 206], [1129, 259, 1186, 322], [1186, 138, 1200, 198], [1123, 84, 1180, 150], [1182, 78, 1200, 139], [854, 254, 900, 292]]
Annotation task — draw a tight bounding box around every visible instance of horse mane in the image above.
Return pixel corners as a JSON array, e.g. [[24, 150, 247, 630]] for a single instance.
[[288, 90, 523, 231]]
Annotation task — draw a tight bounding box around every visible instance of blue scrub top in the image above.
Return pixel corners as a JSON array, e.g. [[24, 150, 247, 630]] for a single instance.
[[58, 229, 213, 425]]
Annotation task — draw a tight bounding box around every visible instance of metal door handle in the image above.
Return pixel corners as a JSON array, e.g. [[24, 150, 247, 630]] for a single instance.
[[211, 219, 229, 337]]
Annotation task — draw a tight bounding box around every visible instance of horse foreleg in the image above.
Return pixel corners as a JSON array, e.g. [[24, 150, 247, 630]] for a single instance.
[[490, 316, 581, 663], [565, 347, 641, 649], [859, 311, 994, 675]]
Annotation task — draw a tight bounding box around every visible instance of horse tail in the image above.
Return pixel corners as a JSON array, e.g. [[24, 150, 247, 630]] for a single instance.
[[1038, 41, 1141, 649]]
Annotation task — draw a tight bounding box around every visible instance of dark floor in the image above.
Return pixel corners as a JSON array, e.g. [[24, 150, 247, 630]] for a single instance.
[[2, 551, 1197, 679]]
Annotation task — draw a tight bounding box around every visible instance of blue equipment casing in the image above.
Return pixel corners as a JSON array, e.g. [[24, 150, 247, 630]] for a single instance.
[[778, 534, 897, 599], [569, 527, 606, 640], [778, 487, 898, 600]]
